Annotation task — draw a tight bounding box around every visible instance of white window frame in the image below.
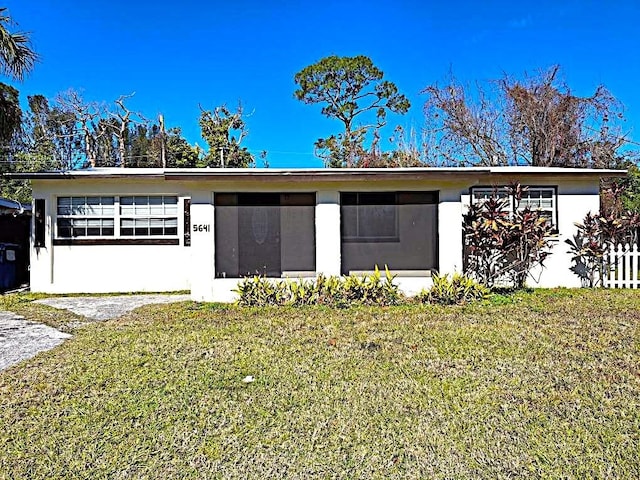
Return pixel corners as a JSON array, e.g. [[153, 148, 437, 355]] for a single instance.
[[119, 195, 178, 237], [55, 195, 180, 240], [471, 186, 558, 231], [56, 196, 116, 238]]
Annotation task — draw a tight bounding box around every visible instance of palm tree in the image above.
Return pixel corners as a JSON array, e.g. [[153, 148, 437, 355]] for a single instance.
[[0, 7, 38, 81]]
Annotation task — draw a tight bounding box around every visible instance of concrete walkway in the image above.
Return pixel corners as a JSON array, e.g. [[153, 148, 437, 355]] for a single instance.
[[34, 294, 191, 321], [1, 294, 191, 371], [0, 311, 71, 371]]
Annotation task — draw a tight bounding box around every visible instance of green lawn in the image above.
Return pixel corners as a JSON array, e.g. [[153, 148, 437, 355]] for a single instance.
[[1, 290, 639, 479]]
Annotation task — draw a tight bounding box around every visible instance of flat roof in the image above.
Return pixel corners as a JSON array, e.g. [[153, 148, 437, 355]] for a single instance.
[[3, 166, 627, 181], [0, 197, 31, 212]]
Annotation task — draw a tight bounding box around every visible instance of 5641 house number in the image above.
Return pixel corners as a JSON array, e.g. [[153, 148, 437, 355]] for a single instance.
[[193, 224, 211, 232]]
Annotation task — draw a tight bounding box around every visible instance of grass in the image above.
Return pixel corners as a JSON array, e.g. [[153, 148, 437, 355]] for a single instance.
[[0, 289, 639, 478]]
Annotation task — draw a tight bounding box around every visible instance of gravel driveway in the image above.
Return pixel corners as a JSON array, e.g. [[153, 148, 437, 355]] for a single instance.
[[0, 311, 71, 371], [1, 294, 190, 372]]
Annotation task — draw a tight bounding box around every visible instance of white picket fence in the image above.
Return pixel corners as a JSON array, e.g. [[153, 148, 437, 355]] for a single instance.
[[603, 243, 640, 289]]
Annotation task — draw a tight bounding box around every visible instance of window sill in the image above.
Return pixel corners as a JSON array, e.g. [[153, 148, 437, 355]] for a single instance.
[[342, 237, 400, 244], [281, 271, 317, 278], [53, 238, 180, 246], [349, 270, 433, 277]]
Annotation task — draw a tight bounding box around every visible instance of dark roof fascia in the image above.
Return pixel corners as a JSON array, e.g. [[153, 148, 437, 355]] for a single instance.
[[3, 171, 165, 180], [162, 168, 495, 182]]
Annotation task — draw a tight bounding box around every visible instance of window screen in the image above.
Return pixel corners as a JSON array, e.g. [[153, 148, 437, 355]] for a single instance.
[[215, 193, 316, 278], [342, 192, 398, 241], [340, 192, 438, 274]]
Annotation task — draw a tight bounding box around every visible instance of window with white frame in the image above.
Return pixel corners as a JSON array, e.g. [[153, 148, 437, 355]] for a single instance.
[[57, 196, 115, 237], [56, 195, 179, 238], [471, 186, 557, 229], [120, 196, 178, 236], [470, 188, 510, 207]]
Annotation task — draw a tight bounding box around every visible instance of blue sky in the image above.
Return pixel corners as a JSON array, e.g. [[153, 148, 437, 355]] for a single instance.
[[5, 0, 640, 167]]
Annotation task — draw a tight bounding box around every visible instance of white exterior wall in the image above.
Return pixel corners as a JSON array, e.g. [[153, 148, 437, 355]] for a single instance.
[[29, 171, 606, 301], [531, 180, 600, 287], [460, 176, 601, 288], [30, 179, 192, 294]]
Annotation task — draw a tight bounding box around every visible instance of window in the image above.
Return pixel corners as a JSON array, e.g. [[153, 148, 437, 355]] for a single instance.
[[120, 196, 178, 236], [342, 192, 399, 242], [34, 199, 46, 247], [471, 188, 510, 206], [55, 195, 179, 239], [471, 186, 557, 229], [519, 188, 556, 226], [57, 196, 115, 237]]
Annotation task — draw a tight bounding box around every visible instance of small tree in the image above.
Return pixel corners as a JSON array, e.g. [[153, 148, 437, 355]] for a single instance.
[[463, 184, 555, 288], [198, 103, 254, 168], [294, 55, 410, 167]]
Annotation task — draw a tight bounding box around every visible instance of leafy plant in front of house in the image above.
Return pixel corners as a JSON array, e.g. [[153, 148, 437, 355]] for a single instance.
[[566, 210, 640, 287], [417, 272, 489, 305], [340, 266, 401, 306], [234, 276, 288, 306], [463, 183, 555, 289], [235, 266, 401, 307]]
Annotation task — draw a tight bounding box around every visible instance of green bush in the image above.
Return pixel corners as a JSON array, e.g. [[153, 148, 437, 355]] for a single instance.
[[235, 266, 401, 307], [418, 272, 489, 305]]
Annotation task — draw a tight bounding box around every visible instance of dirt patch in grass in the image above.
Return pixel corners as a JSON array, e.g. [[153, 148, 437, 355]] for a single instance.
[[0, 290, 639, 479]]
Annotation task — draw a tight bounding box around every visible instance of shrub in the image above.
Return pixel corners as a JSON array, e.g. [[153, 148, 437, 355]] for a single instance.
[[417, 273, 488, 305], [234, 276, 288, 306], [463, 183, 554, 289], [234, 266, 401, 307], [566, 210, 640, 287]]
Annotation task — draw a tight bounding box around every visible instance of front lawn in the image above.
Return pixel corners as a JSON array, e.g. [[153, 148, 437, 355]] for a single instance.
[[1, 290, 639, 479]]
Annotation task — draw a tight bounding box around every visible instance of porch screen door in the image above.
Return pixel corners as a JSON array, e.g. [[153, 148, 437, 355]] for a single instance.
[[237, 193, 281, 277]]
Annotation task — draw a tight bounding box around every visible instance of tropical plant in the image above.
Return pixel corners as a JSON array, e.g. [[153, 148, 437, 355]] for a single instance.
[[0, 8, 38, 81], [463, 184, 555, 288], [234, 266, 401, 307], [566, 211, 640, 287], [417, 273, 488, 305]]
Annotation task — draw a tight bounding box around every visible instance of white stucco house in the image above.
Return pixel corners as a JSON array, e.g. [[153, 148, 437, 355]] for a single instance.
[[8, 166, 624, 302]]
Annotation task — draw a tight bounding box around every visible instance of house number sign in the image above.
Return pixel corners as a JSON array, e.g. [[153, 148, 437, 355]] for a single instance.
[[193, 224, 211, 232]]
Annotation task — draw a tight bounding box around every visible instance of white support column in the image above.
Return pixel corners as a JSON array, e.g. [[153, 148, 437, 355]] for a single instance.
[[190, 202, 215, 301], [315, 190, 341, 276], [438, 187, 463, 275]]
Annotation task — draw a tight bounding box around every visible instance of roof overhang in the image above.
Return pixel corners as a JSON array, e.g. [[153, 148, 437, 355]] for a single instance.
[[3, 166, 628, 182]]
